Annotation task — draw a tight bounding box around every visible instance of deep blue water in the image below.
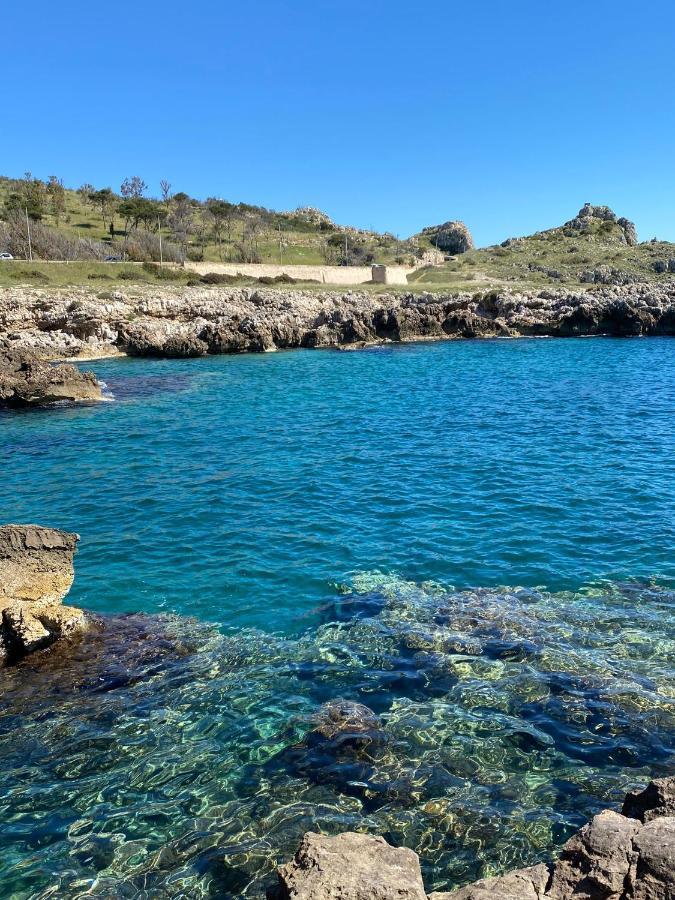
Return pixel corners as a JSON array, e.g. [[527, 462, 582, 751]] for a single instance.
[[1, 337, 674, 898]]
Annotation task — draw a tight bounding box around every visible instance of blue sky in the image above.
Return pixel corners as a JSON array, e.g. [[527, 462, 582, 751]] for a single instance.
[[4, 0, 675, 246]]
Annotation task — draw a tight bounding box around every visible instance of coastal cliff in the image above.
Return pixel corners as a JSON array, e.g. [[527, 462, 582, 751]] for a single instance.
[[1, 283, 674, 362]]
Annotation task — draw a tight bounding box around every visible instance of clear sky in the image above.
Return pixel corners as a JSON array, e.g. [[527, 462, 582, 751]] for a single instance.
[[4, 0, 675, 246]]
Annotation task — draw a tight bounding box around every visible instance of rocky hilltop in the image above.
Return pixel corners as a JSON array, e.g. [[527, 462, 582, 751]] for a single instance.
[[1, 282, 674, 363], [269, 775, 675, 900], [0, 524, 89, 663]]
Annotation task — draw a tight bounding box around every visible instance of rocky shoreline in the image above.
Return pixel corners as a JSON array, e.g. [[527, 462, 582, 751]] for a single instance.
[[269, 774, 675, 899], [1, 283, 674, 364], [269, 773, 675, 899], [0, 347, 102, 406], [0, 525, 673, 897]]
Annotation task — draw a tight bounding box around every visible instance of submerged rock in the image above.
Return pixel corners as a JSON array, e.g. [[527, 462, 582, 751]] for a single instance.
[[0, 524, 88, 664], [272, 777, 675, 900], [0, 347, 102, 407]]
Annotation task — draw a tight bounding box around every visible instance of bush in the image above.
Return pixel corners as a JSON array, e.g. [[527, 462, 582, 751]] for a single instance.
[[200, 272, 241, 285], [142, 262, 187, 281]]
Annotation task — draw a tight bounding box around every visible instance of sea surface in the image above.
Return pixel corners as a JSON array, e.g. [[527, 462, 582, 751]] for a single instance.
[[1, 336, 674, 898]]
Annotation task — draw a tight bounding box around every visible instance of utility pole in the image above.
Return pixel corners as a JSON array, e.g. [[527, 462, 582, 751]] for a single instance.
[[25, 206, 32, 262], [158, 217, 163, 267], [278, 223, 283, 264]]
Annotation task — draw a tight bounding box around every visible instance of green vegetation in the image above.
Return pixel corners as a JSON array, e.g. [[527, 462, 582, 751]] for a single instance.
[[0, 174, 426, 269], [413, 217, 675, 290]]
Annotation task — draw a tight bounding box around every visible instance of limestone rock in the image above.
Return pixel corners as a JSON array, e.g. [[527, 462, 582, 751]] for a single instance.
[[421, 221, 474, 254], [267, 831, 427, 900], [622, 776, 675, 823], [629, 818, 675, 900], [548, 810, 640, 899], [0, 347, 102, 407], [0, 524, 88, 664], [428, 863, 551, 899]]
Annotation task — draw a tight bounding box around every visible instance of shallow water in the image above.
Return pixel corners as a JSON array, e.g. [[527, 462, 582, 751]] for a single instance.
[[1, 337, 674, 897]]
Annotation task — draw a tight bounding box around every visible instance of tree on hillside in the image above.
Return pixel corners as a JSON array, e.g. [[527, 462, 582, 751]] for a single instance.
[[120, 176, 147, 199], [167, 195, 194, 256], [46, 176, 66, 225], [89, 188, 117, 230], [160, 179, 172, 203], [118, 198, 162, 234], [78, 183, 95, 206], [205, 199, 233, 259]]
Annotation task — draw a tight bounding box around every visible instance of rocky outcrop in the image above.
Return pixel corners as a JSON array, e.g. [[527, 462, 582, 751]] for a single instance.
[[270, 777, 675, 900], [0, 346, 102, 407], [0, 525, 88, 664], [1, 282, 675, 363], [421, 221, 474, 254], [567, 204, 638, 246], [267, 832, 428, 900]]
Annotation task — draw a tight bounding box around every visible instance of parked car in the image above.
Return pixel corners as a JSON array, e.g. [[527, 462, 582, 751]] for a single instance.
[[0, 252, 14, 260]]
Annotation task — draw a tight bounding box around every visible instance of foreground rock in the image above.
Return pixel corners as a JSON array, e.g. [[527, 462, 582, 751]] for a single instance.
[[0, 525, 88, 663], [2, 282, 675, 362], [0, 347, 102, 407], [268, 832, 427, 900], [270, 776, 675, 900]]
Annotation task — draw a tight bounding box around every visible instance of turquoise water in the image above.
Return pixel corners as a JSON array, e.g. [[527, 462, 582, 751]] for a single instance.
[[1, 337, 674, 897]]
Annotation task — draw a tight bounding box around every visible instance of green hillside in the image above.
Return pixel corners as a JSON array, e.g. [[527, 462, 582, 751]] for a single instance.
[[413, 206, 675, 291], [0, 174, 428, 268]]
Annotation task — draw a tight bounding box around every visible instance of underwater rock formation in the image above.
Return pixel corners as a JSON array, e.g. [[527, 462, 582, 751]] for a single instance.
[[272, 776, 675, 900], [0, 524, 88, 663], [0, 346, 101, 406]]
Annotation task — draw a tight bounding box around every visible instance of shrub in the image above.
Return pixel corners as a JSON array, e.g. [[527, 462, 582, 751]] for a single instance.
[[200, 272, 241, 285]]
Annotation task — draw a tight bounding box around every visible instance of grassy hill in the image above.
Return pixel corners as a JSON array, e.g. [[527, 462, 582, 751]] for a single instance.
[[0, 175, 429, 269], [2, 177, 674, 292], [412, 209, 675, 291]]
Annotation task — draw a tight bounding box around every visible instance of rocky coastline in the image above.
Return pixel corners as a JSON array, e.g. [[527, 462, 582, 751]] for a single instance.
[[0, 346, 103, 407], [268, 776, 675, 899], [0, 524, 673, 897], [1, 282, 674, 365]]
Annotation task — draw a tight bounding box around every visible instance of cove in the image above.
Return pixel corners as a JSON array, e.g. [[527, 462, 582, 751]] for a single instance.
[[0, 336, 674, 897]]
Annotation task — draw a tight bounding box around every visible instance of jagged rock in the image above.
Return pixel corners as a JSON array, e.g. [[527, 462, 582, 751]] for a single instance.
[[267, 831, 427, 900], [0, 347, 101, 407], [0, 525, 88, 664], [421, 221, 474, 254], [654, 260, 668, 274], [578, 203, 617, 222], [271, 778, 675, 900], [428, 864, 551, 899], [548, 810, 640, 899], [2, 283, 675, 362], [617, 217, 638, 246], [161, 333, 208, 357], [629, 818, 675, 900], [567, 205, 638, 246], [622, 776, 675, 823]]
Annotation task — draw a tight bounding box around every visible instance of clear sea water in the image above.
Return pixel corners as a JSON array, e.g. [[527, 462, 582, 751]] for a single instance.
[[1, 337, 674, 898]]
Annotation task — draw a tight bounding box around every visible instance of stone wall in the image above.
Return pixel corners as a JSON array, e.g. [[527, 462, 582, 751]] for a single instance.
[[183, 262, 414, 285]]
